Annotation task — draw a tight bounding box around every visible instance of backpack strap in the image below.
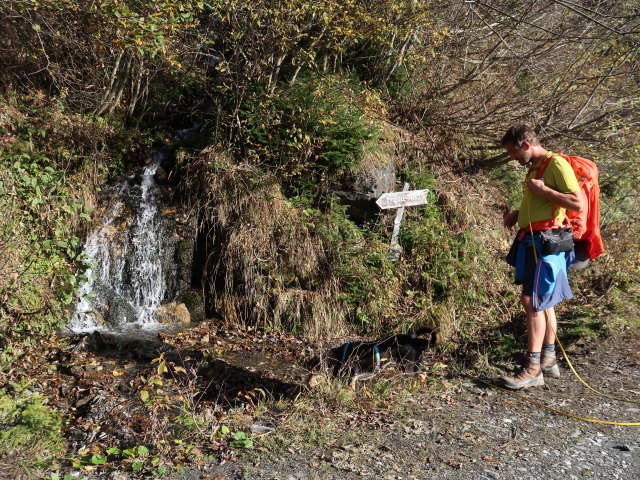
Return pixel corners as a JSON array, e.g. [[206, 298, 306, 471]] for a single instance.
[[532, 152, 554, 179], [523, 153, 564, 231]]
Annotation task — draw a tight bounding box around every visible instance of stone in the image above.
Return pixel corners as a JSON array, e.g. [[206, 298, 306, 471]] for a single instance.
[[175, 239, 195, 292], [181, 290, 205, 323], [250, 424, 274, 433], [333, 154, 396, 222], [99, 287, 136, 325], [83, 310, 106, 327], [153, 301, 191, 324], [154, 166, 168, 184]]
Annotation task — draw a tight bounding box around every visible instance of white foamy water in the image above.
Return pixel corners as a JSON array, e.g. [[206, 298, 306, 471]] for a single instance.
[[67, 152, 172, 333]]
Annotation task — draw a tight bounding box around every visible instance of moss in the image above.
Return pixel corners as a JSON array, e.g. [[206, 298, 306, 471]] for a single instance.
[[182, 290, 206, 323], [0, 390, 64, 475]]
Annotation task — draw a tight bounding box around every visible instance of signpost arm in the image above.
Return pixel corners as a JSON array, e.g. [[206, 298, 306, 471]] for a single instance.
[[389, 182, 410, 260]]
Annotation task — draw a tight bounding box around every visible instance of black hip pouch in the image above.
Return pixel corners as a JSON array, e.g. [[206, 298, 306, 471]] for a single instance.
[[540, 227, 574, 255]]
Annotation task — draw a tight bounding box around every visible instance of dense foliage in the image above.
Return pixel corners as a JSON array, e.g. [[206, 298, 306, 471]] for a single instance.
[[1, 0, 639, 475]]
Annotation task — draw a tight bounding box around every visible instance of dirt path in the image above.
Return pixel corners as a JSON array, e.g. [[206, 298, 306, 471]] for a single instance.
[[168, 330, 640, 480]]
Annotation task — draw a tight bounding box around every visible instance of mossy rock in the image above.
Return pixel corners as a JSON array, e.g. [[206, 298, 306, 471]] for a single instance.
[[176, 239, 194, 262], [153, 301, 191, 324], [181, 290, 205, 323]]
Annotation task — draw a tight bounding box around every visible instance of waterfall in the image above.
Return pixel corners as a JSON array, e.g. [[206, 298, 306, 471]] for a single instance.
[[67, 151, 178, 333]]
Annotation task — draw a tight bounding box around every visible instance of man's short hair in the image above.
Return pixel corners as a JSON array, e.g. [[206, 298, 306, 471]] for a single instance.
[[501, 124, 540, 147]]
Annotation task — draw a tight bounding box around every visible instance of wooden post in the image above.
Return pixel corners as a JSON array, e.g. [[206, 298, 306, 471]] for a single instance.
[[389, 183, 410, 260], [376, 184, 429, 261]]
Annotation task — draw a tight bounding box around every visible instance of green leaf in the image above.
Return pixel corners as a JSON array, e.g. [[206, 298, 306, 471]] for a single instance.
[[230, 438, 253, 448], [91, 454, 107, 465], [140, 390, 149, 402], [137, 445, 149, 455]]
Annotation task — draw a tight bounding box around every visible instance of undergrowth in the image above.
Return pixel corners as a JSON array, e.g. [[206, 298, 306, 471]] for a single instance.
[[0, 94, 133, 367], [0, 385, 65, 479]]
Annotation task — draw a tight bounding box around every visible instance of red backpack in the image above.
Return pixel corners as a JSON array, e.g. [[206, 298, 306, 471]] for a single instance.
[[536, 153, 605, 260]]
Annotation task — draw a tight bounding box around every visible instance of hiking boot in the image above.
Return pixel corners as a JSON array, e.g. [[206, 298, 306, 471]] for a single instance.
[[500, 366, 544, 390], [540, 354, 560, 378]]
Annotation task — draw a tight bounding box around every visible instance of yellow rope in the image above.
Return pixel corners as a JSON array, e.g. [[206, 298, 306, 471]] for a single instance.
[[553, 330, 640, 405], [473, 375, 640, 426]]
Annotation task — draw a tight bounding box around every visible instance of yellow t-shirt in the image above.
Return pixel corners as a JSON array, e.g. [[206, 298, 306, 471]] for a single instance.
[[517, 154, 580, 229]]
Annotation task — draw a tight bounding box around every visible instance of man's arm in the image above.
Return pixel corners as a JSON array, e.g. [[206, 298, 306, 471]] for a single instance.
[[527, 178, 583, 212]]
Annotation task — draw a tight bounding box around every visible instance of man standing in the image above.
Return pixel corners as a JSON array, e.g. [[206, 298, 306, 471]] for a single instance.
[[500, 125, 583, 389]]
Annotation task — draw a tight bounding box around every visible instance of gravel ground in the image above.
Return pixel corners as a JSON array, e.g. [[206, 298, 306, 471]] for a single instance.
[[167, 331, 640, 480]]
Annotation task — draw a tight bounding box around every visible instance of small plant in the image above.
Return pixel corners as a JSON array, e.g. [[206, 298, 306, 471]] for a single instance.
[[72, 444, 168, 476], [41, 474, 88, 480]]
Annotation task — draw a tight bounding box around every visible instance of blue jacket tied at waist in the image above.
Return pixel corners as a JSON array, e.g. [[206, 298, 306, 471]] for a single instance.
[[506, 233, 575, 312]]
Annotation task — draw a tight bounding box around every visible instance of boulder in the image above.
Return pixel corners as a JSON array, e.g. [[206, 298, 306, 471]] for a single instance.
[[94, 286, 136, 325], [181, 290, 205, 323], [332, 150, 396, 222], [153, 301, 191, 324]]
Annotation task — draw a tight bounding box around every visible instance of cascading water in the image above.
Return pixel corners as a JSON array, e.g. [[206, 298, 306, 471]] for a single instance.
[[68, 151, 179, 333]]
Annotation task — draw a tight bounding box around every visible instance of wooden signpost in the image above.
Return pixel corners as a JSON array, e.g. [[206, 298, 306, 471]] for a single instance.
[[376, 183, 429, 260]]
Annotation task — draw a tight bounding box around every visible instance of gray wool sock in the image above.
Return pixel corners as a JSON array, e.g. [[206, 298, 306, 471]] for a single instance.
[[528, 351, 541, 365], [542, 343, 556, 356]]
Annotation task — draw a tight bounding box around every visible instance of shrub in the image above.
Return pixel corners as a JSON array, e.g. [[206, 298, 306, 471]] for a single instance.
[[241, 75, 377, 195]]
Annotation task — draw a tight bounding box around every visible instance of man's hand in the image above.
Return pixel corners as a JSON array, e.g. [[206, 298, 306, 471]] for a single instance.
[[503, 210, 519, 229], [527, 178, 583, 212], [527, 178, 546, 195]]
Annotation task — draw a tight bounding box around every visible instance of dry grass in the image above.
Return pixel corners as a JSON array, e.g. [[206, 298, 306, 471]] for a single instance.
[[182, 148, 350, 339]]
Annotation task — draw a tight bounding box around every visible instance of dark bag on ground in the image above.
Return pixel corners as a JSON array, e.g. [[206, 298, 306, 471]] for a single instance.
[[540, 227, 574, 255]]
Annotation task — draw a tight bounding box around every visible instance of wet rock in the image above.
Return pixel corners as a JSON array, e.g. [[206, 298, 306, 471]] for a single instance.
[[72, 330, 108, 353], [93, 286, 137, 325], [154, 166, 168, 184], [154, 301, 191, 324], [175, 239, 195, 292], [83, 310, 106, 328], [181, 289, 205, 323], [133, 172, 145, 185]]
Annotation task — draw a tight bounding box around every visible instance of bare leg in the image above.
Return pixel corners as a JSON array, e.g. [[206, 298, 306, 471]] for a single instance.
[[521, 295, 545, 355], [543, 306, 557, 344]]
